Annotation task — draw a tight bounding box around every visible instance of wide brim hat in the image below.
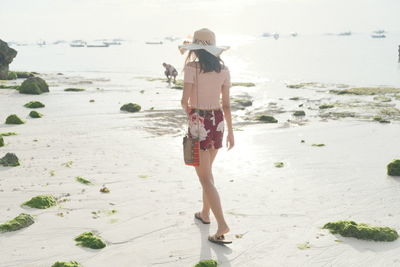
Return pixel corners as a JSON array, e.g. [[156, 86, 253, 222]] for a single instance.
[[178, 28, 230, 57]]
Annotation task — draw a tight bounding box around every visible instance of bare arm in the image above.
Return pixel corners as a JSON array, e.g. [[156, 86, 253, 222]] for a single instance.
[[221, 84, 234, 150], [181, 82, 193, 115]]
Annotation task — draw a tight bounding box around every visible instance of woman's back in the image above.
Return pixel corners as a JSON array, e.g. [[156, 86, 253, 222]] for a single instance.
[[184, 62, 231, 110]]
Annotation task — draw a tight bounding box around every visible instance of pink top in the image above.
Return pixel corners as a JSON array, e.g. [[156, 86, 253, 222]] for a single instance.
[[184, 63, 231, 110]]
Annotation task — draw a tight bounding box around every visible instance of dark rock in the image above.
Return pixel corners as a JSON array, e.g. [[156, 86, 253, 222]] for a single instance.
[[0, 152, 20, 166], [15, 71, 35, 78], [120, 103, 141, 113], [5, 114, 24, 124], [19, 77, 49, 94], [387, 159, 400, 176], [0, 136, 3, 147], [29, 110, 42, 118], [0, 39, 18, 80], [24, 101, 45, 108], [255, 115, 278, 123], [293, 110, 306, 116]]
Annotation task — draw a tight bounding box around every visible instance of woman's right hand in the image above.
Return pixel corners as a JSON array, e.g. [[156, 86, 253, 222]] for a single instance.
[[226, 132, 235, 150]]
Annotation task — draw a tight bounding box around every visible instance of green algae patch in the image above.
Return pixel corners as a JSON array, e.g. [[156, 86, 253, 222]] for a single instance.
[[330, 87, 400, 95], [194, 259, 218, 267], [171, 80, 184, 89], [51, 261, 81, 267], [312, 144, 325, 147], [0, 84, 20, 89], [387, 159, 400, 176], [0, 213, 34, 232], [5, 114, 24, 124], [319, 104, 335, 109], [64, 88, 85, 92], [29, 110, 43, 118], [7, 71, 18, 80], [232, 82, 255, 87], [297, 241, 311, 250], [373, 116, 390, 123], [19, 77, 49, 95], [323, 220, 398, 242], [293, 110, 306, 116], [255, 115, 278, 123], [287, 82, 325, 89], [22, 195, 57, 209], [0, 136, 3, 147], [24, 101, 45, 108], [274, 162, 284, 168], [0, 132, 17, 136], [120, 103, 141, 113], [0, 153, 20, 166], [74, 232, 106, 249], [373, 96, 391, 102], [75, 176, 92, 185]]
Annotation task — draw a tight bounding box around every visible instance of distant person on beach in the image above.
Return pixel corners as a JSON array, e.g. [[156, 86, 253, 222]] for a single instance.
[[179, 28, 234, 245], [162, 62, 178, 83]]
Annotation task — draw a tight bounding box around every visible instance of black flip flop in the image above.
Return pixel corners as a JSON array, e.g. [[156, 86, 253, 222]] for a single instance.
[[208, 234, 232, 245], [194, 212, 210, 224]]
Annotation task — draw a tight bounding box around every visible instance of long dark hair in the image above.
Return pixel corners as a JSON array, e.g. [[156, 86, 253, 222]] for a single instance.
[[185, 49, 225, 73]]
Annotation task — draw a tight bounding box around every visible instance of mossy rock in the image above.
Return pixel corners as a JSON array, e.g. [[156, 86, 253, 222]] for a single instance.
[[274, 162, 284, 168], [293, 110, 306, 116], [194, 259, 218, 267], [22, 195, 57, 209], [232, 82, 255, 87], [0, 213, 34, 232], [19, 77, 49, 95], [29, 110, 42, 118], [15, 72, 35, 79], [312, 144, 325, 147], [51, 261, 81, 267], [256, 115, 278, 123], [323, 220, 398, 242], [319, 104, 334, 109], [120, 103, 141, 113], [0, 136, 3, 147], [74, 232, 106, 249], [387, 159, 400, 176], [373, 116, 390, 123], [286, 82, 323, 89], [329, 87, 400, 95], [6, 71, 18, 80], [64, 88, 85, 92], [0, 153, 20, 166], [5, 114, 24, 124], [289, 97, 300, 100], [233, 99, 252, 108], [24, 101, 45, 108]]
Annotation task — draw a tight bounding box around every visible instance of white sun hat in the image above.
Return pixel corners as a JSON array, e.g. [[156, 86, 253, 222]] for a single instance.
[[178, 28, 230, 57]]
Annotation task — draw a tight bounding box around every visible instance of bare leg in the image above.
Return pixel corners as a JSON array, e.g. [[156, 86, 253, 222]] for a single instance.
[[200, 148, 218, 222], [195, 149, 229, 237]]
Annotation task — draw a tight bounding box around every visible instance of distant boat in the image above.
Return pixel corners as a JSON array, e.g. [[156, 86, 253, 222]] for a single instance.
[[338, 31, 352, 36], [145, 41, 163, 45], [371, 34, 386, 38], [87, 42, 109, 47], [70, 40, 86, 47], [290, 32, 298, 37], [272, 32, 280, 40], [262, 32, 272, 37]]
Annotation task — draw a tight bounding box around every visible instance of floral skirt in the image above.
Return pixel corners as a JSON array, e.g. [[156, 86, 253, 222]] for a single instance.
[[187, 109, 224, 151]]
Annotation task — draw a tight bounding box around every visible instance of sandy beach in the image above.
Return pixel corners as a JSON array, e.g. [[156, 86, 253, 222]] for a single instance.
[[1, 70, 400, 267]]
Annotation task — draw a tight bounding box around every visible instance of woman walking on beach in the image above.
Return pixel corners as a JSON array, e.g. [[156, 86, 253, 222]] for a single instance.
[[179, 28, 234, 245]]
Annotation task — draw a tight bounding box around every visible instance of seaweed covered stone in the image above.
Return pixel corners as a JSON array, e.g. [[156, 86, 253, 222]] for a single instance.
[[387, 159, 400, 176], [29, 110, 43, 118], [293, 110, 306, 116], [51, 262, 81, 267], [255, 115, 278, 123], [24, 101, 45, 108], [231, 82, 255, 87], [120, 103, 141, 113], [22, 195, 57, 209], [19, 77, 49, 95], [194, 260, 218, 267], [5, 114, 24, 124], [7, 71, 17, 80], [0, 136, 3, 147], [74, 232, 106, 249], [323, 220, 398, 242], [15, 71, 35, 79], [0, 153, 20, 166], [0, 213, 34, 232], [319, 104, 334, 109]]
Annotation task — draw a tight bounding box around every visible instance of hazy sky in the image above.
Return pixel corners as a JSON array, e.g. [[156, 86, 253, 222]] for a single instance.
[[1, 0, 399, 41]]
